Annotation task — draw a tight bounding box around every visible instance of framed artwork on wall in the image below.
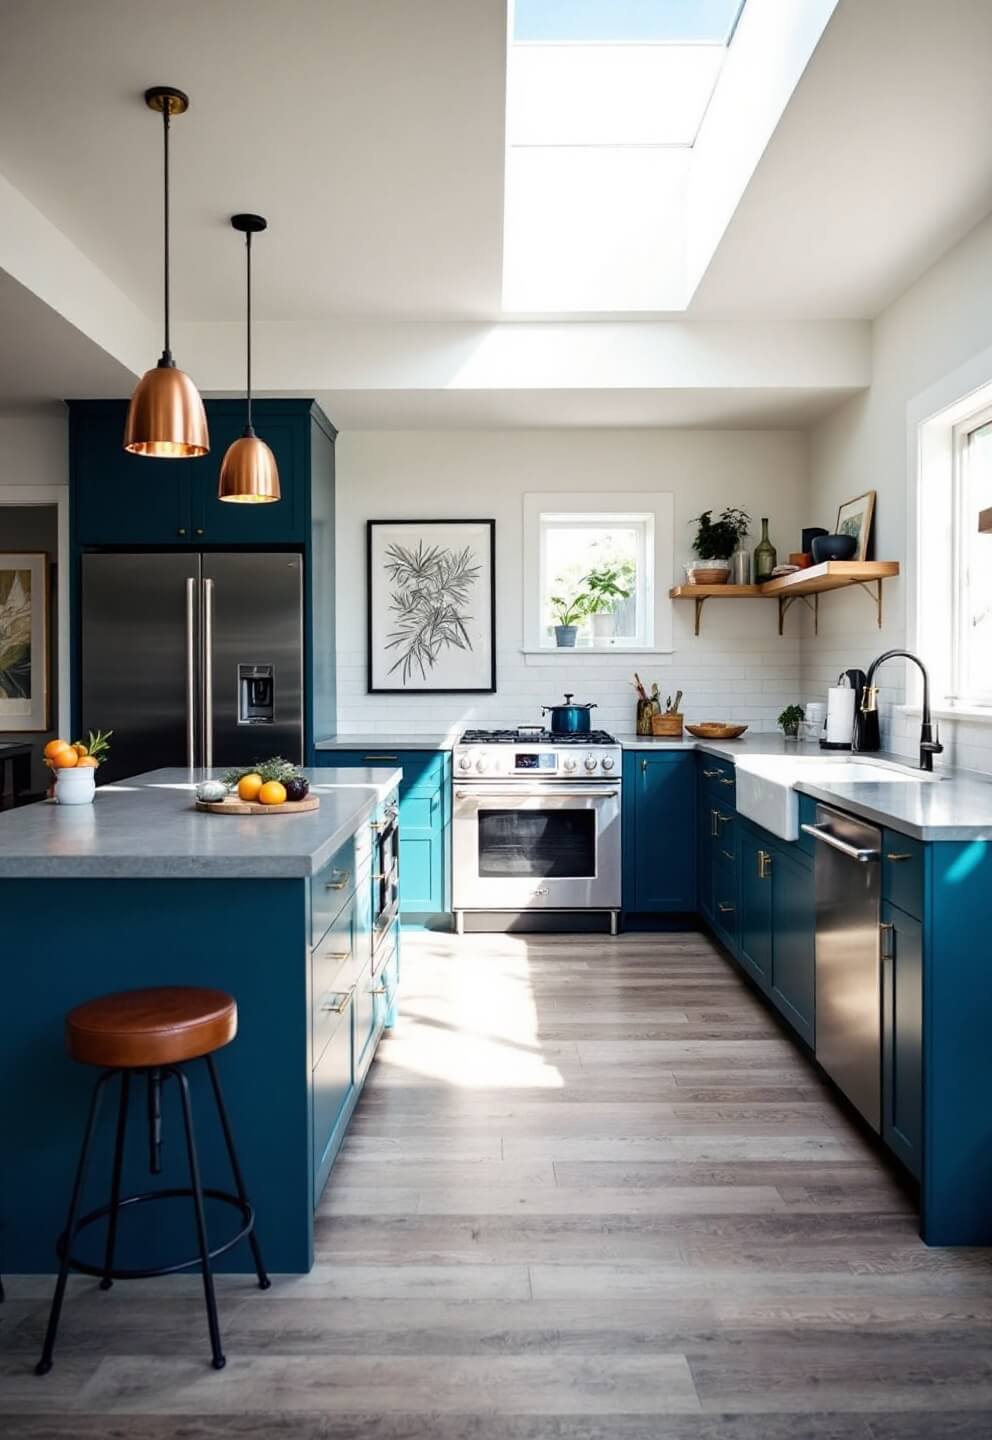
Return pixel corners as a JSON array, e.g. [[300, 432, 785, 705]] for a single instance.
[[835, 490, 876, 562], [367, 519, 496, 693], [0, 552, 50, 731]]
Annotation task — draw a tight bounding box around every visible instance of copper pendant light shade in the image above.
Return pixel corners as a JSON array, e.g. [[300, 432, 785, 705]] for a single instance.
[[124, 87, 209, 458], [218, 213, 281, 504]]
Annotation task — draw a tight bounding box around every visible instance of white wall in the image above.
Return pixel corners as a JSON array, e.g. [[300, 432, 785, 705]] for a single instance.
[[803, 211, 992, 773], [335, 428, 807, 737], [0, 406, 67, 491]]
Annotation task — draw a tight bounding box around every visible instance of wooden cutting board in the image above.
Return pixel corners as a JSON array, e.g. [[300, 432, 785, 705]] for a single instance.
[[196, 795, 320, 815]]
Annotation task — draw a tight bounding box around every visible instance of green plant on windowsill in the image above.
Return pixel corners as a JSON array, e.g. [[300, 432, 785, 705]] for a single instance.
[[581, 565, 632, 615], [777, 704, 805, 738]]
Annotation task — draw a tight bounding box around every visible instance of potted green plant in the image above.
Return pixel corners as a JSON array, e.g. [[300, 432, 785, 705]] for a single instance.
[[688, 508, 751, 585], [778, 703, 805, 739], [550, 590, 587, 647], [581, 565, 632, 641]]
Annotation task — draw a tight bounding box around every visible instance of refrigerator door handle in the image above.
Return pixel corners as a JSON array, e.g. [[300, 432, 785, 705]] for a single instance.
[[203, 577, 215, 769], [185, 577, 197, 769]]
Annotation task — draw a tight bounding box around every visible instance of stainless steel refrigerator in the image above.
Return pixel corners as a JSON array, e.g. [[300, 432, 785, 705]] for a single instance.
[[81, 552, 304, 782]]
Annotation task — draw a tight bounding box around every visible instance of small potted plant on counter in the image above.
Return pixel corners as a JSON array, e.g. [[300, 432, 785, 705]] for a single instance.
[[688, 508, 751, 585], [550, 589, 587, 647], [581, 564, 632, 642], [778, 703, 805, 740]]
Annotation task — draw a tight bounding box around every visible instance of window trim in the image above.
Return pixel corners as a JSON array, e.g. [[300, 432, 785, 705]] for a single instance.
[[522, 490, 674, 654], [949, 405, 992, 709]]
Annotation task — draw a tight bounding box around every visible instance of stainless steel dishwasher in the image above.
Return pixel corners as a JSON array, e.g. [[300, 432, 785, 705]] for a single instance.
[[801, 804, 882, 1131]]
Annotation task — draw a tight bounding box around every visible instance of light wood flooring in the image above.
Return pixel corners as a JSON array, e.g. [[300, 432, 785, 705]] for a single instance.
[[4, 929, 992, 1438]]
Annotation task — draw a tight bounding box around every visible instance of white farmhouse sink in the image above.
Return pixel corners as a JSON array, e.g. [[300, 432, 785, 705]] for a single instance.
[[735, 755, 938, 841]]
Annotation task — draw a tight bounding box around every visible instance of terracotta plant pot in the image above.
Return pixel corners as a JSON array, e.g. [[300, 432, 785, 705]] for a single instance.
[[688, 561, 730, 585]]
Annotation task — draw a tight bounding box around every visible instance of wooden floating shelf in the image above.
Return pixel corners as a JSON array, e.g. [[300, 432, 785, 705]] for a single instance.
[[670, 561, 900, 636]]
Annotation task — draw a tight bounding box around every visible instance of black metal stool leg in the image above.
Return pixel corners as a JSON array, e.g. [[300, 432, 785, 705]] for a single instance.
[[36, 1070, 114, 1375], [205, 1054, 271, 1290], [171, 1066, 226, 1370], [99, 1070, 131, 1290]]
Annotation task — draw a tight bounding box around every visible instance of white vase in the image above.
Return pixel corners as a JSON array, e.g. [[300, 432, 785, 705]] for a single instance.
[[55, 767, 96, 805], [590, 612, 616, 641]]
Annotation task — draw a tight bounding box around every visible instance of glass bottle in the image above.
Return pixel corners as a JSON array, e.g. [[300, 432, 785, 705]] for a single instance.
[[731, 543, 750, 585], [753, 518, 777, 583]]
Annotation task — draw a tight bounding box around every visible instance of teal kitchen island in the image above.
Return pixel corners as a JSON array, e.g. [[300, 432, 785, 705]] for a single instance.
[[0, 767, 400, 1275]]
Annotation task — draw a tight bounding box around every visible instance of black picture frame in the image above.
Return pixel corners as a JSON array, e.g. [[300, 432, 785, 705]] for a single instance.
[[366, 519, 497, 694]]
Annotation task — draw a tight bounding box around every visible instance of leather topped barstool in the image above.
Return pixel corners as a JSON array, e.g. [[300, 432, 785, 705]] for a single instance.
[[36, 986, 270, 1375]]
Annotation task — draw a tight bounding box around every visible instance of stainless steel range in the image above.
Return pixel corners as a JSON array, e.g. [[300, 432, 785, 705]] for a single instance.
[[452, 728, 622, 934]]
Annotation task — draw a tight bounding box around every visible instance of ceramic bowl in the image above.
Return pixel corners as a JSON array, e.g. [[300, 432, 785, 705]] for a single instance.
[[811, 533, 857, 563]]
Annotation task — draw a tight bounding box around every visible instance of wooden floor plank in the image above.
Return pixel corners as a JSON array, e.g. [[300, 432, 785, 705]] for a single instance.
[[4, 927, 991, 1434]]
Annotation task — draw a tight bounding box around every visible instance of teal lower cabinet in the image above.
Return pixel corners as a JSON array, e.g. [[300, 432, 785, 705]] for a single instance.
[[622, 752, 697, 913], [880, 900, 923, 1181], [737, 823, 773, 988], [316, 749, 451, 922], [767, 843, 815, 1046]]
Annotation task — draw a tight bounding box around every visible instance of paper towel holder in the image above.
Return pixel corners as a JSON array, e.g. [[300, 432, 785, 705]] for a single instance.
[[820, 669, 867, 750]]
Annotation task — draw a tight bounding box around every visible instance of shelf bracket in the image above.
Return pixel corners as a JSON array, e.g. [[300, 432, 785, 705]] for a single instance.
[[778, 593, 818, 636], [693, 595, 706, 637], [856, 578, 884, 628]]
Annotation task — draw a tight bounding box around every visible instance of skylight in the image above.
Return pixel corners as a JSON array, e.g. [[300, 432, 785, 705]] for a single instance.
[[513, 0, 745, 45]]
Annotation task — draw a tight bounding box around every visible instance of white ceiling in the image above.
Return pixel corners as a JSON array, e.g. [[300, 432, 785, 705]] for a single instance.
[[0, 0, 990, 422]]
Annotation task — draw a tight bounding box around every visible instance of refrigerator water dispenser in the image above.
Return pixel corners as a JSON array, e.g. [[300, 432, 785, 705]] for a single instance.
[[239, 665, 274, 725]]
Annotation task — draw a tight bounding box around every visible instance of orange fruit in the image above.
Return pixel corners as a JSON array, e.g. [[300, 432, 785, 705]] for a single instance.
[[76, 756, 99, 768], [72, 741, 89, 757], [238, 772, 264, 802], [257, 780, 287, 806], [44, 739, 71, 760], [51, 746, 79, 768]]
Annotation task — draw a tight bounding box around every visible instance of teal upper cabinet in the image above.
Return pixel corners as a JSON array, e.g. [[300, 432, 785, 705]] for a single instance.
[[70, 400, 310, 546], [71, 405, 192, 545], [190, 405, 307, 545], [622, 752, 696, 912]]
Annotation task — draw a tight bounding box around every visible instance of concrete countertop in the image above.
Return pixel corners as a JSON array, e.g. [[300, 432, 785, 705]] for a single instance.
[[0, 766, 402, 879], [616, 732, 823, 760], [315, 734, 458, 752]]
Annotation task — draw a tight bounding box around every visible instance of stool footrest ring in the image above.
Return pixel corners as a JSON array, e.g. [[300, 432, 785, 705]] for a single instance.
[[56, 1187, 255, 1281]]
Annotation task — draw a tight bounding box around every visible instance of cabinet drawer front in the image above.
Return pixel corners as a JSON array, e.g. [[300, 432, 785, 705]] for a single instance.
[[311, 835, 358, 947], [882, 832, 924, 919], [312, 894, 357, 1065], [327, 750, 446, 793], [313, 999, 354, 1204], [699, 754, 736, 799]]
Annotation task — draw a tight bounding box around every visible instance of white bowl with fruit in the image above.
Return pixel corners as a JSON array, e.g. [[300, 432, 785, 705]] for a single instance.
[[44, 731, 112, 804]]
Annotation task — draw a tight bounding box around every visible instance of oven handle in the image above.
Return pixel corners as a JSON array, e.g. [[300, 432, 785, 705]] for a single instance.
[[455, 787, 619, 800]]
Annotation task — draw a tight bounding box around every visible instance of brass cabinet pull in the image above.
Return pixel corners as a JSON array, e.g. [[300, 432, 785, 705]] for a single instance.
[[320, 950, 350, 962], [718, 902, 736, 914], [364, 754, 398, 761], [371, 871, 387, 882], [886, 853, 913, 862], [177, 527, 187, 536], [758, 849, 773, 880], [702, 768, 721, 778], [720, 849, 734, 861], [320, 987, 354, 1014], [325, 870, 350, 891], [641, 757, 648, 774], [710, 808, 719, 837], [372, 986, 388, 998], [719, 776, 735, 786]]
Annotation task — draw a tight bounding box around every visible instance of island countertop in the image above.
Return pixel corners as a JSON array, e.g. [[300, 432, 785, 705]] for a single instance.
[[0, 766, 401, 879]]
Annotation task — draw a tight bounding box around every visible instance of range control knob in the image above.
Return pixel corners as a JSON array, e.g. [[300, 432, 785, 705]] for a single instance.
[[563, 756, 577, 772], [458, 754, 472, 770], [601, 755, 615, 771], [475, 755, 489, 773], [584, 755, 598, 771]]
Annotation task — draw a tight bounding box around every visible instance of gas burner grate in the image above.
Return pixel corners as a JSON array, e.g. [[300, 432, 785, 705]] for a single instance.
[[459, 729, 617, 745]]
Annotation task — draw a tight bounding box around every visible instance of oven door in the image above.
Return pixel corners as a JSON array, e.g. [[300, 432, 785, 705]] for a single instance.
[[452, 782, 621, 911]]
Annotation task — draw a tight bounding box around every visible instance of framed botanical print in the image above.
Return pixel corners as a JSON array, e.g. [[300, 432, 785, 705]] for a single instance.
[[0, 552, 50, 731], [367, 520, 496, 693], [835, 490, 876, 562]]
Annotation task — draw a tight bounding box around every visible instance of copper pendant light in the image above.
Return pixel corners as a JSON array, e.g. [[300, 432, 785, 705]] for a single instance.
[[124, 86, 209, 458], [218, 214, 280, 504]]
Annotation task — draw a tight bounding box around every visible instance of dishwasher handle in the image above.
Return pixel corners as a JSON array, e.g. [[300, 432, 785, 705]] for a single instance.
[[800, 822, 880, 863]]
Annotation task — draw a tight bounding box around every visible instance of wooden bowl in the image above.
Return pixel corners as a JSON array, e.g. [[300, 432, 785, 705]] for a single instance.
[[196, 795, 320, 815], [685, 723, 749, 740]]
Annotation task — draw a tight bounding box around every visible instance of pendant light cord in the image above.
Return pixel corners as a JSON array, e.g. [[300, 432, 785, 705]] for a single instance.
[[245, 230, 253, 433], [161, 101, 172, 362]]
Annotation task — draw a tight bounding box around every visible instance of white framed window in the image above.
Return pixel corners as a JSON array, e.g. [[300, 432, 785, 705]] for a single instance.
[[522, 491, 674, 653], [950, 406, 992, 708]]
